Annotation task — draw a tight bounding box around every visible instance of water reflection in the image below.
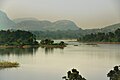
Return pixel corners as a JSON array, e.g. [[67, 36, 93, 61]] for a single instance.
[[45, 48, 54, 54], [0, 47, 38, 56], [41, 47, 64, 54], [0, 43, 120, 80]]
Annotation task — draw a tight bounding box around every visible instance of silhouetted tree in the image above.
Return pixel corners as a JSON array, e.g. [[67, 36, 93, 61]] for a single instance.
[[62, 68, 86, 80], [107, 65, 120, 80]]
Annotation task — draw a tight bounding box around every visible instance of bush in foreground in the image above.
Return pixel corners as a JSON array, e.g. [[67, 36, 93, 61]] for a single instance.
[[107, 65, 120, 80], [62, 68, 86, 80]]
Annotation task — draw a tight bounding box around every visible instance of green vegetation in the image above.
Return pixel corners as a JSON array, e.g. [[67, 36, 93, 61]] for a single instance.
[[78, 28, 120, 42], [107, 66, 120, 80], [0, 30, 39, 48], [62, 68, 86, 80], [0, 61, 19, 68], [40, 39, 66, 48], [32, 30, 82, 39]]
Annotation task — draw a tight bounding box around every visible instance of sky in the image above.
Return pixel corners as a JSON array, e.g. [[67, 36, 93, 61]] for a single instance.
[[0, 0, 120, 29]]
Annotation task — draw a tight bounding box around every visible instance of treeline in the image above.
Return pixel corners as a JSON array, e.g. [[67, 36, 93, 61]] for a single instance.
[[78, 28, 120, 42], [0, 30, 38, 46], [31, 30, 83, 39]]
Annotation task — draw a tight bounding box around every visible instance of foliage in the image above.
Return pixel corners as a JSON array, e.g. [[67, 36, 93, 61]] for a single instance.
[[0, 30, 39, 46], [40, 39, 54, 45], [107, 66, 120, 80], [78, 28, 120, 42], [40, 39, 66, 46], [62, 68, 86, 80], [0, 61, 19, 68]]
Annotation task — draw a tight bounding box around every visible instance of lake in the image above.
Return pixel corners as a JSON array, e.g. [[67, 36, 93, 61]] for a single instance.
[[0, 40, 120, 80]]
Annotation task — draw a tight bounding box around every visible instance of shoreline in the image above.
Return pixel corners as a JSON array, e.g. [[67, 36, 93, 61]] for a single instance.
[[82, 42, 120, 44], [40, 45, 66, 48], [96, 42, 120, 44], [0, 45, 39, 48]]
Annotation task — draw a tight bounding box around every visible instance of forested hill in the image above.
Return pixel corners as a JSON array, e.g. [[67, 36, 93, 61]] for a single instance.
[[79, 28, 120, 42], [31, 23, 120, 39], [84, 23, 120, 34], [13, 19, 81, 31], [0, 30, 38, 46]]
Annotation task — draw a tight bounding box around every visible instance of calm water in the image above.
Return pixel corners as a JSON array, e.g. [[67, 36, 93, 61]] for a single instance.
[[0, 40, 120, 80]]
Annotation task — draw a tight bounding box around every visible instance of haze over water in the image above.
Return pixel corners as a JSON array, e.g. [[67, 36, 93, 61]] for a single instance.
[[0, 40, 120, 80]]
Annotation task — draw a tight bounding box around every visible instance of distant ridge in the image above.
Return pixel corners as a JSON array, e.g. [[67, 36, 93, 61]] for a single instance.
[[0, 10, 120, 34], [13, 19, 81, 31], [101, 23, 120, 32], [13, 18, 39, 23], [84, 23, 120, 34]]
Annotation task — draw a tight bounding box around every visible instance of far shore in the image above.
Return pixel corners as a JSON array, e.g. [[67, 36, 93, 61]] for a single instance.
[[83, 42, 120, 44], [96, 42, 120, 44]]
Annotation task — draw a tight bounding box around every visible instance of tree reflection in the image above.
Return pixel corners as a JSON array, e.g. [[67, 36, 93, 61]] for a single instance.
[[45, 48, 54, 54], [42, 47, 64, 54], [0, 47, 38, 56]]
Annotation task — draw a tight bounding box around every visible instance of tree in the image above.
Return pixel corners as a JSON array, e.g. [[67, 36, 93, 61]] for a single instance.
[[59, 41, 65, 45], [40, 39, 54, 45], [62, 68, 86, 80], [107, 66, 120, 80]]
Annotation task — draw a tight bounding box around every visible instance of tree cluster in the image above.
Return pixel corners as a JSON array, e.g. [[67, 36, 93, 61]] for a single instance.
[[40, 39, 65, 46], [107, 66, 120, 80], [79, 29, 120, 42], [0, 30, 38, 46], [62, 68, 86, 80], [40, 39, 54, 45]]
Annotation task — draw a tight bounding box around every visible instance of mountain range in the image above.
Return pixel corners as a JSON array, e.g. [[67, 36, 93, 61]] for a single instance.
[[0, 10, 120, 38], [13, 19, 81, 31], [0, 10, 80, 31]]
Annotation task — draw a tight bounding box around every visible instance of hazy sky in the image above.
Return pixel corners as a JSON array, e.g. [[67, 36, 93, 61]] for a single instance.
[[0, 0, 120, 29]]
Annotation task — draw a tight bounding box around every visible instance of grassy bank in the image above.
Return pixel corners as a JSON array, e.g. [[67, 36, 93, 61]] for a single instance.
[[0, 61, 19, 68]]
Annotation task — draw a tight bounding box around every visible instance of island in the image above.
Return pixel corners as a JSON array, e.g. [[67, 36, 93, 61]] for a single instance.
[[0, 30, 39, 48], [40, 39, 66, 48], [0, 61, 19, 68]]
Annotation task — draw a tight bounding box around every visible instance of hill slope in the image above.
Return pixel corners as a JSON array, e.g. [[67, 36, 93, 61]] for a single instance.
[[0, 11, 15, 30], [13, 19, 80, 31], [101, 23, 120, 33], [84, 23, 120, 34]]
